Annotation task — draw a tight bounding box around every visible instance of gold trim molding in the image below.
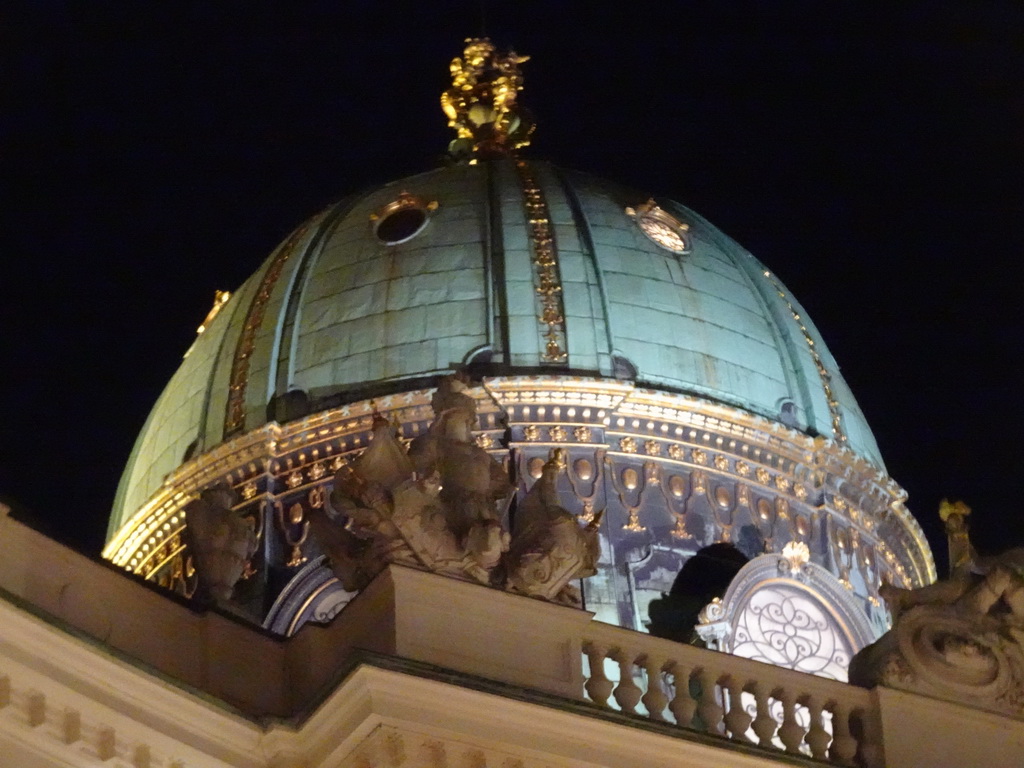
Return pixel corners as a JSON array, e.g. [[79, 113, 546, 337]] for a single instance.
[[106, 375, 935, 592]]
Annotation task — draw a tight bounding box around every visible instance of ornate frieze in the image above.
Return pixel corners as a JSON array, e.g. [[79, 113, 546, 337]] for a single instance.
[[106, 374, 933, 636]]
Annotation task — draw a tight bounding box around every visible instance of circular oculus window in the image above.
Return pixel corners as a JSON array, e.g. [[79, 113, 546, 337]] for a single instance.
[[626, 199, 691, 254], [371, 192, 438, 245]]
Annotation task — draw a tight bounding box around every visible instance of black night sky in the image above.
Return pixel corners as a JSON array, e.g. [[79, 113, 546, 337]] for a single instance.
[[3, 3, 1022, 572]]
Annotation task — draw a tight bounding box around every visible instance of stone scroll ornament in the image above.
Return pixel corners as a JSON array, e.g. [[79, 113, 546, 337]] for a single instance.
[[182, 486, 258, 604], [850, 500, 1024, 718], [308, 374, 603, 603]]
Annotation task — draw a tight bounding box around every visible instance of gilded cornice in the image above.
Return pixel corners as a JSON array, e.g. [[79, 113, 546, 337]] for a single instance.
[[105, 375, 934, 592]]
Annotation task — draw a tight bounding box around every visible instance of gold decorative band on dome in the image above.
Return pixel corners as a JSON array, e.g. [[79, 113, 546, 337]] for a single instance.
[[514, 160, 568, 363], [105, 375, 935, 601], [762, 270, 847, 445], [223, 213, 324, 438]]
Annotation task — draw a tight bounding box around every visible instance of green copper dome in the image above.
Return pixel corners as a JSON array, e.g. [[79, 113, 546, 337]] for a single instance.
[[109, 159, 882, 537]]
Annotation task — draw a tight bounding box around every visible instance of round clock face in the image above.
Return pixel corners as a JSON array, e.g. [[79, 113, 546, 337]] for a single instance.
[[638, 215, 687, 253]]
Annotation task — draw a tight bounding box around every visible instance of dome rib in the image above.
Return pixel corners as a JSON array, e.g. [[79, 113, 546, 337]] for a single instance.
[[268, 195, 361, 406], [548, 164, 616, 375]]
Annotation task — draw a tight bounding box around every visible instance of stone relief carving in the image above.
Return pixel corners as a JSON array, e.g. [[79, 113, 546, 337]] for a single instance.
[[307, 374, 602, 602], [182, 486, 258, 603], [851, 501, 1024, 718]]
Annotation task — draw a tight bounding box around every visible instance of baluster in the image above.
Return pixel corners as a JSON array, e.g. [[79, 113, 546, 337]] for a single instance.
[[610, 647, 643, 715], [776, 688, 806, 755], [722, 675, 752, 741], [750, 682, 778, 748], [582, 642, 614, 707], [695, 667, 724, 735], [667, 662, 697, 729], [853, 706, 885, 768], [828, 701, 859, 767], [803, 695, 831, 760], [639, 654, 669, 721]]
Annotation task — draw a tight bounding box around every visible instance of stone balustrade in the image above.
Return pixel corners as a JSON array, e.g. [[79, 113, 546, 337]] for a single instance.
[[581, 622, 883, 767], [5, 506, 1022, 768]]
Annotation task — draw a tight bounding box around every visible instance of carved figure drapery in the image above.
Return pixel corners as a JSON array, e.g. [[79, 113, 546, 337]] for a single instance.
[[308, 375, 602, 602], [182, 486, 258, 603]]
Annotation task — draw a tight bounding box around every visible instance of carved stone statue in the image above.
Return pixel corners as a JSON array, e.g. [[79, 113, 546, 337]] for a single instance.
[[850, 500, 1024, 718], [312, 413, 476, 589], [408, 374, 513, 582], [308, 375, 602, 603], [182, 486, 258, 604], [505, 448, 603, 605], [878, 500, 1024, 619]]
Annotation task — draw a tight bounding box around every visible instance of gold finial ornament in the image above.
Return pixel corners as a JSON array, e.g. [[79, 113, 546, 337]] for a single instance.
[[939, 498, 977, 576], [196, 290, 231, 335], [441, 38, 535, 160], [938, 498, 971, 522]]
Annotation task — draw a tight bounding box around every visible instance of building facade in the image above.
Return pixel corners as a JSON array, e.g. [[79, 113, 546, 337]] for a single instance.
[[4, 37, 1019, 768]]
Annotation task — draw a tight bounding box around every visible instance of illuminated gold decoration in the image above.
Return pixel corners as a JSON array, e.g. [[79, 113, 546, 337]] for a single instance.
[[515, 161, 568, 362], [241, 481, 257, 500], [644, 460, 659, 486], [308, 486, 325, 509], [776, 497, 790, 520], [623, 509, 645, 533], [794, 484, 808, 501], [697, 597, 724, 625], [573, 426, 592, 442], [475, 432, 495, 449], [523, 425, 540, 441], [713, 454, 729, 471], [577, 500, 596, 524], [939, 498, 971, 522], [196, 290, 231, 335], [275, 501, 309, 568], [671, 514, 692, 540], [643, 439, 660, 456], [692, 448, 707, 465], [781, 540, 811, 574], [762, 269, 847, 444], [668, 475, 686, 498], [549, 425, 568, 442], [775, 475, 791, 492], [527, 456, 545, 479], [441, 38, 534, 159], [737, 485, 750, 506], [625, 199, 691, 254], [369, 191, 438, 245], [108, 375, 935, 596], [225, 213, 323, 438], [286, 470, 303, 489]]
